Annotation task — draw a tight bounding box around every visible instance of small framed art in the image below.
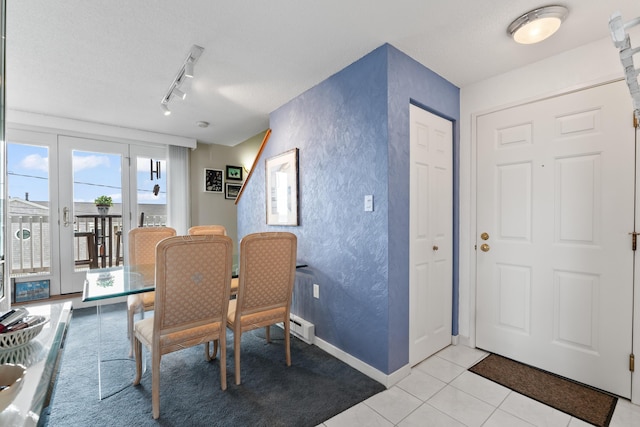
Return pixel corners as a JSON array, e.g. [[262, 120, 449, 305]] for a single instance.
[[226, 165, 243, 181], [204, 168, 223, 193], [225, 183, 242, 200], [14, 279, 50, 303]]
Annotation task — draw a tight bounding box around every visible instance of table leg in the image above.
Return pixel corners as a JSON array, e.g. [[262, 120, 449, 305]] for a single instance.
[[97, 303, 103, 400], [95, 302, 146, 400]]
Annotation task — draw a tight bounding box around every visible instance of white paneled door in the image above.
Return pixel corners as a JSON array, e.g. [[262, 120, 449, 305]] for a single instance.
[[409, 104, 453, 365], [476, 80, 634, 398]]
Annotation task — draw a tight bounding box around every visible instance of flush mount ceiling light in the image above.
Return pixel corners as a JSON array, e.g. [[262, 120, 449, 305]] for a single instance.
[[160, 44, 204, 115], [508, 5, 569, 44]]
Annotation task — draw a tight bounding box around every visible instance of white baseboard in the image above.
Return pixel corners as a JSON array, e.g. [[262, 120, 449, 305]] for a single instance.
[[312, 336, 410, 388]]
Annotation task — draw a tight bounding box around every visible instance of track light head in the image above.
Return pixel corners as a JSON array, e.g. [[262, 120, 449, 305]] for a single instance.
[[161, 103, 171, 115], [172, 88, 186, 100], [185, 60, 194, 78]]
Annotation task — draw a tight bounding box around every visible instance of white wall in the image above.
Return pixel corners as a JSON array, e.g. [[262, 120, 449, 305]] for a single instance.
[[458, 34, 630, 343], [189, 131, 265, 247]]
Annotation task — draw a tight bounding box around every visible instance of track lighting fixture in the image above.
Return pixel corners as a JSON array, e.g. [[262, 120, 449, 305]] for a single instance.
[[160, 44, 204, 115], [610, 11, 640, 121]]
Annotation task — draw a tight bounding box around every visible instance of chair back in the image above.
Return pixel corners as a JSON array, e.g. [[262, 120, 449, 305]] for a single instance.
[[128, 227, 177, 265], [153, 235, 233, 349], [235, 232, 297, 319], [188, 225, 227, 236]]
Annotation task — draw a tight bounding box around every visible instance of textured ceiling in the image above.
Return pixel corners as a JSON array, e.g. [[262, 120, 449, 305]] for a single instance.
[[6, 1, 640, 145]]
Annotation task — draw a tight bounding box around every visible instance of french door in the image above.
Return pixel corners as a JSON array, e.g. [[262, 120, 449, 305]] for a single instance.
[[7, 129, 167, 296], [58, 136, 130, 294]]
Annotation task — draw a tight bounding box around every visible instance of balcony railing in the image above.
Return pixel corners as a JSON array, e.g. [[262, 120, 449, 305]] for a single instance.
[[9, 214, 166, 277]]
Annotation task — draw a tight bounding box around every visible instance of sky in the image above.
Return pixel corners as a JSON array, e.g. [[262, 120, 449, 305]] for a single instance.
[[7, 143, 167, 205]]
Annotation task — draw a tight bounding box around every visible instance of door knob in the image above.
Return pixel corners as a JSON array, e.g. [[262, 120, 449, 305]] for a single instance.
[[480, 243, 490, 252], [481, 232, 489, 240], [432, 245, 439, 251]]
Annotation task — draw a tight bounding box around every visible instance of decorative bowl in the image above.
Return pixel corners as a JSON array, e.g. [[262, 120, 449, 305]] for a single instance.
[[0, 317, 48, 349], [0, 364, 26, 412]]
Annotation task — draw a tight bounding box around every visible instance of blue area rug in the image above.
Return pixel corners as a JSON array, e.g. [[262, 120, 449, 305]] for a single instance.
[[43, 303, 384, 426]]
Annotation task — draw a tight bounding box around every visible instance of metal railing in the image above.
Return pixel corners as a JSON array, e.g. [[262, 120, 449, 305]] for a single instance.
[[9, 214, 166, 277]]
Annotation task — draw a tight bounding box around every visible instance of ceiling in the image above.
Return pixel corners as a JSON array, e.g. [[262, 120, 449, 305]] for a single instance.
[[6, 1, 640, 146]]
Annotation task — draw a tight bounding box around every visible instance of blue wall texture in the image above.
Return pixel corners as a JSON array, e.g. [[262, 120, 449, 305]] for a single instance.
[[238, 44, 459, 375]]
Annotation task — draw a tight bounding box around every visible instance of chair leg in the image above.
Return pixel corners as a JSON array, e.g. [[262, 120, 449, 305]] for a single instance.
[[220, 334, 227, 391], [152, 350, 161, 419], [133, 335, 143, 385], [284, 319, 291, 366], [127, 305, 136, 357], [205, 340, 219, 361], [265, 325, 270, 343], [234, 330, 241, 385]]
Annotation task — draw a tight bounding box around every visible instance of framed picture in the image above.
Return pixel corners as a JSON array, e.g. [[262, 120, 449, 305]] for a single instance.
[[204, 168, 223, 193], [226, 165, 243, 181], [14, 279, 50, 303], [225, 183, 242, 200], [265, 148, 299, 226]]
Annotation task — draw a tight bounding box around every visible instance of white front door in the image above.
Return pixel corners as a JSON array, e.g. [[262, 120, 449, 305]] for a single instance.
[[409, 104, 453, 365], [476, 80, 634, 398]]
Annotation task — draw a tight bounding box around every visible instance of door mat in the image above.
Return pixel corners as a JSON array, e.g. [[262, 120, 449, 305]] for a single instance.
[[469, 353, 617, 427]]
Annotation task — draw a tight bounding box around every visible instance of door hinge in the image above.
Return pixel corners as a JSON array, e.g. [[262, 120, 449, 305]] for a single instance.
[[629, 232, 640, 251], [630, 354, 635, 372]]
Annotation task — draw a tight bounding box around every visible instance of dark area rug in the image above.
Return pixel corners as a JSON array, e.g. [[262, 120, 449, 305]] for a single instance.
[[43, 303, 385, 426], [469, 353, 617, 427]]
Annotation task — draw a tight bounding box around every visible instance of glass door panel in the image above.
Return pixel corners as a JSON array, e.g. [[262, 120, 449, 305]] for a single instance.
[[59, 136, 129, 294], [6, 130, 58, 293], [130, 145, 167, 231]]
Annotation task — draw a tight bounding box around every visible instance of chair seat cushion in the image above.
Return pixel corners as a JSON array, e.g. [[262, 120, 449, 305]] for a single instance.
[[128, 292, 155, 310], [135, 316, 223, 350], [227, 299, 286, 331]]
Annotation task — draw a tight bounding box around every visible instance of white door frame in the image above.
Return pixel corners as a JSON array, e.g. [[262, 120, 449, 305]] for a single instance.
[[467, 77, 640, 404]]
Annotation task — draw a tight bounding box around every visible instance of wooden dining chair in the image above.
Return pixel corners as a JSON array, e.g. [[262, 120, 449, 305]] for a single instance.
[[133, 234, 233, 419], [188, 224, 227, 236], [187, 224, 233, 360], [126, 226, 176, 355], [227, 231, 297, 385]]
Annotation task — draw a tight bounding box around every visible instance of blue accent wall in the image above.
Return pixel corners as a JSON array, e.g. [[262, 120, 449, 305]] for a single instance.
[[238, 44, 460, 374]]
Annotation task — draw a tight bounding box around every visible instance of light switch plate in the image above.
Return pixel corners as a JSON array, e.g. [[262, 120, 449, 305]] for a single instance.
[[364, 195, 373, 212]]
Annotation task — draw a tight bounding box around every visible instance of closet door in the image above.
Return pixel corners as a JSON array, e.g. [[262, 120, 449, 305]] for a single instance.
[[409, 104, 453, 365]]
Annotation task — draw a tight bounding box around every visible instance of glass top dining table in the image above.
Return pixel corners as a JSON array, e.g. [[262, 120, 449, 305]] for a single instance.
[[82, 264, 156, 302], [82, 258, 245, 302], [83, 257, 306, 302]]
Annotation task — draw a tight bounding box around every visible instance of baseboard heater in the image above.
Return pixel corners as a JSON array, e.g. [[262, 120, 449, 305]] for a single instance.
[[277, 314, 315, 344]]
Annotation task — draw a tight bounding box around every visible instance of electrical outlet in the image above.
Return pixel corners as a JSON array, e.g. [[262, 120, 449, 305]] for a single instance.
[[313, 283, 320, 299]]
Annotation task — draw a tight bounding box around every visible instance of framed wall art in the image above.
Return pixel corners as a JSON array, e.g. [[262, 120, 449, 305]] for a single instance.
[[225, 183, 242, 200], [265, 148, 299, 226], [204, 168, 223, 193], [226, 165, 243, 181], [14, 279, 50, 303]]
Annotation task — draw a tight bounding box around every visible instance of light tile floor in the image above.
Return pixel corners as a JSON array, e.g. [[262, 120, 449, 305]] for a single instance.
[[319, 346, 640, 427]]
